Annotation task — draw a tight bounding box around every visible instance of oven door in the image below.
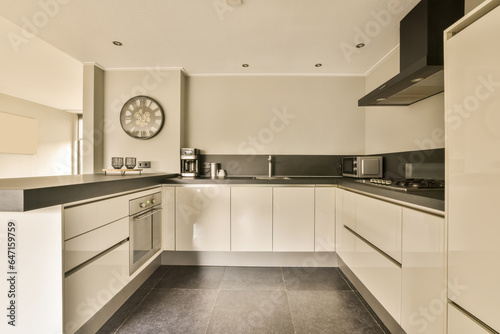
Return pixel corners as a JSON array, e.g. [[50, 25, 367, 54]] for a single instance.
[[129, 205, 161, 275]]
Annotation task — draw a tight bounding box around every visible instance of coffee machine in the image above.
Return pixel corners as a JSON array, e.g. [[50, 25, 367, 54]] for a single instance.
[[180, 148, 200, 177]]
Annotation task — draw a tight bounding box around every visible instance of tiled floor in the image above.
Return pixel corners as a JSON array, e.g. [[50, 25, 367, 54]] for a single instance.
[[97, 266, 389, 334]]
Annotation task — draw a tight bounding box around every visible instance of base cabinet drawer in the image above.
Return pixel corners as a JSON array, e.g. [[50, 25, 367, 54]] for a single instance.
[[64, 242, 130, 334], [448, 303, 491, 334], [64, 217, 129, 272], [346, 228, 402, 324]]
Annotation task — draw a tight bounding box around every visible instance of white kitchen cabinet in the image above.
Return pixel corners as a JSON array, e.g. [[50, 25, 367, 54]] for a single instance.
[[314, 187, 335, 251], [448, 303, 491, 334], [342, 189, 356, 230], [231, 187, 273, 251], [64, 194, 129, 240], [348, 227, 402, 323], [64, 242, 130, 334], [356, 194, 402, 263], [401, 208, 445, 334], [65, 217, 129, 272], [273, 187, 315, 252], [175, 186, 231, 251], [162, 187, 175, 250], [445, 2, 500, 332]]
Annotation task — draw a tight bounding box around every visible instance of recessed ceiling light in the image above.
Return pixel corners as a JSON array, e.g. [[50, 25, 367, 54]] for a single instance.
[[112, 41, 123, 46], [315, 63, 322, 67], [242, 64, 249, 67], [356, 43, 365, 48], [411, 78, 424, 83]]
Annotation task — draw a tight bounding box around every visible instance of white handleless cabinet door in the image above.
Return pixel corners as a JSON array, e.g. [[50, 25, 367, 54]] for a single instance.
[[356, 194, 402, 263], [231, 187, 273, 251], [446, 4, 500, 332], [162, 187, 175, 250], [273, 187, 315, 252], [342, 190, 356, 230], [314, 187, 335, 251], [401, 208, 445, 334], [448, 304, 491, 334], [175, 186, 230, 251]]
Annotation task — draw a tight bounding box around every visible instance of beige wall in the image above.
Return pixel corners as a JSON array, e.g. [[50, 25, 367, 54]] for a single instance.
[[103, 69, 184, 173], [364, 49, 445, 154], [0, 93, 76, 178], [186, 75, 365, 155]]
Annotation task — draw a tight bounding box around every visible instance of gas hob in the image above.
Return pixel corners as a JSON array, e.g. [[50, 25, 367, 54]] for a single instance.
[[355, 178, 445, 192]]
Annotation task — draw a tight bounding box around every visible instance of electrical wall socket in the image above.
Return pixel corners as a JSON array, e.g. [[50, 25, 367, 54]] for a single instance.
[[138, 161, 151, 168]]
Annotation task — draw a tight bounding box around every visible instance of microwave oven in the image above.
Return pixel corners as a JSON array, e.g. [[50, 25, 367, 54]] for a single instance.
[[342, 156, 383, 178]]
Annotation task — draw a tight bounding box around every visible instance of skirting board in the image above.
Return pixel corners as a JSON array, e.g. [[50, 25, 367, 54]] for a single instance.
[[338, 256, 406, 334], [75, 255, 161, 334], [161, 251, 338, 267]]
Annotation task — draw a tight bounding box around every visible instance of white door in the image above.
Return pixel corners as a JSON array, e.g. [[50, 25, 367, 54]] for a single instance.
[[446, 4, 500, 332]]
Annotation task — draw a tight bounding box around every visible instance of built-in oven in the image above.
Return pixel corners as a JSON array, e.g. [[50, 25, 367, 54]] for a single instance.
[[129, 192, 162, 275]]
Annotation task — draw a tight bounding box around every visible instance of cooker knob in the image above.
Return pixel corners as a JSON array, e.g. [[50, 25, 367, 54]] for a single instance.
[[151, 199, 156, 204], [140, 202, 146, 208]]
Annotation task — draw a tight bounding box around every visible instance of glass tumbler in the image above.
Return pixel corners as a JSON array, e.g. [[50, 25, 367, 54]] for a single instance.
[[111, 157, 124, 169], [125, 157, 137, 169]]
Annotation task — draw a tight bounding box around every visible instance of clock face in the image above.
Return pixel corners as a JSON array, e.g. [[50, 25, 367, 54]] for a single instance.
[[120, 95, 165, 139]]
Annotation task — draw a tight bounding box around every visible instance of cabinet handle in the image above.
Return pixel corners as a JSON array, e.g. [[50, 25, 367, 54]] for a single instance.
[[132, 208, 162, 221]]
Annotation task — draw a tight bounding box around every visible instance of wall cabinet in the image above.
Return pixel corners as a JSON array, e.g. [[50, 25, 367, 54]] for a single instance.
[[448, 303, 491, 334], [175, 186, 231, 251], [314, 187, 335, 251], [401, 208, 445, 334], [231, 187, 273, 251], [273, 187, 315, 251]]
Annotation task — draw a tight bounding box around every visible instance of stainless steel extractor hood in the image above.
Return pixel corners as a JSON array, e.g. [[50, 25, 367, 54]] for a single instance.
[[358, 0, 464, 106]]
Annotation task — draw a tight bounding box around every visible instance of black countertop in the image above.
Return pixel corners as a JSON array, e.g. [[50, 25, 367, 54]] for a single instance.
[[0, 173, 177, 212], [0, 174, 444, 213]]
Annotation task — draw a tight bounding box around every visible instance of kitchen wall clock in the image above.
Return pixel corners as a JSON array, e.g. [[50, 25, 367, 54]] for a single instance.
[[120, 95, 165, 139]]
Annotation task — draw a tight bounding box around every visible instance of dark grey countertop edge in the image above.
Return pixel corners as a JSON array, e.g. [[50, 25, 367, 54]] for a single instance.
[[1, 174, 178, 212], [1, 174, 443, 213]]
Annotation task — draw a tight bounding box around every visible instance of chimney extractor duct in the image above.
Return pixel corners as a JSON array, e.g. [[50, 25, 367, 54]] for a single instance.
[[358, 0, 464, 106]]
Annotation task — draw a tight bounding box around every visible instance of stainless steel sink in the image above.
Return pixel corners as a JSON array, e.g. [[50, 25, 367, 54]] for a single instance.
[[253, 176, 293, 180]]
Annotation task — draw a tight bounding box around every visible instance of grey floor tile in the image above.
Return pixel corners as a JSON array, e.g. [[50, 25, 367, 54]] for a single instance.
[[155, 266, 226, 289], [287, 290, 385, 334], [116, 289, 218, 334], [220, 267, 285, 291], [139, 265, 172, 290], [206, 290, 294, 334], [97, 288, 151, 334], [283, 267, 351, 291]]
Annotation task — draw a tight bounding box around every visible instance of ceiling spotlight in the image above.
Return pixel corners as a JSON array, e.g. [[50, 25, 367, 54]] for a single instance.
[[242, 64, 249, 67], [356, 43, 365, 48], [315, 63, 322, 67], [112, 41, 123, 46]]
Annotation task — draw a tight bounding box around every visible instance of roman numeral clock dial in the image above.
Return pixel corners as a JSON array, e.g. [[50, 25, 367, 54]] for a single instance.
[[120, 95, 165, 139]]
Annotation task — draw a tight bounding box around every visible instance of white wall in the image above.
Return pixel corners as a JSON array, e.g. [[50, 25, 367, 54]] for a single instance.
[[103, 69, 184, 173], [186, 75, 365, 155], [364, 49, 445, 154], [0, 93, 76, 178]]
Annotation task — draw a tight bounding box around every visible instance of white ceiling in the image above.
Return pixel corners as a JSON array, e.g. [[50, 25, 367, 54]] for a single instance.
[[0, 0, 418, 110]]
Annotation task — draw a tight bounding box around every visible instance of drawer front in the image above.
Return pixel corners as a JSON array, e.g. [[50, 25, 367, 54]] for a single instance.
[[355, 194, 402, 263], [347, 228, 402, 323], [64, 241, 130, 334], [448, 303, 491, 334], [64, 217, 129, 272], [65, 195, 129, 240]]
